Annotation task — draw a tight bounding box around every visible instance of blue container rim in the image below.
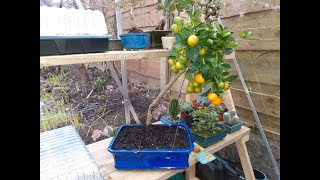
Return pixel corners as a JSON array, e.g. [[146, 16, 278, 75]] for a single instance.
[[40, 35, 112, 39], [120, 33, 151, 37], [108, 124, 194, 154]]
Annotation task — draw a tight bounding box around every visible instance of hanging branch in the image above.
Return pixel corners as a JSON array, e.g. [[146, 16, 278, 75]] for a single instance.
[[146, 69, 187, 126]]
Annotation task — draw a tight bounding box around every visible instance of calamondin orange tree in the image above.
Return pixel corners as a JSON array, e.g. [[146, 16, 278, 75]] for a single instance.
[[146, 0, 259, 126]]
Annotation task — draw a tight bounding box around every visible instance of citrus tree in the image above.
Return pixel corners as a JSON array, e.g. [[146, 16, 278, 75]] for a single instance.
[[146, 0, 259, 126]]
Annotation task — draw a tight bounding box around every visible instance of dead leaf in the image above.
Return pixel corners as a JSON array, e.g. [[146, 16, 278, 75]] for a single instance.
[[91, 130, 102, 142]]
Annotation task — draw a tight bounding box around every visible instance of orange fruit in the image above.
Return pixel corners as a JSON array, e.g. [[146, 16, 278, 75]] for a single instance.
[[194, 87, 202, 93], [175, 61, 185, 70], [218, 82, 225, 89], [199, 48, 206, 56], [224, 82, 230, 90], [211, 97, 222, 105], [168, 59, 175, 66], [207, 92, 218, 101], [187, 34, 199, 47], [171, 24, 179, 33], [194, 73, 205, 84], [187, 86, 194, 93]]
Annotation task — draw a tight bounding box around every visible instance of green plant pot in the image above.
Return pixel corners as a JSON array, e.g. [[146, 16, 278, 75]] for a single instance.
[[108, 39, 123, 51], [220, 121, 243, 134], [146, 30, 171, 48]]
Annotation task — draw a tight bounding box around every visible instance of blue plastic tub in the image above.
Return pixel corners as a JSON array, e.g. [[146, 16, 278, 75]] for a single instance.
[[161, 115, 186, 125], [107, 124, 194, 170], [120, 33, 150, 49], [220, 121, 243, 134], [191, 124, 228, 147]]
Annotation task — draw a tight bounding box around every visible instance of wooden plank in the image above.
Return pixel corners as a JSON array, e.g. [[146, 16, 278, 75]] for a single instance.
[[160, 57, 169, 91], [231, 79, 280, 97], [221, 0, 279, 18], [185, 164, 196, 180], [237, 107, 279, 133], [225, 50, 280, 86], [223, 89, 236, 111], [233, 25, 280, 39], [40, 49, 170, 67], [236, 137, 255, 180], [235, 39, 279, 50], [87, 124, 251, 180], [221, 10, 280, 30], [230, 88, 280, 118]]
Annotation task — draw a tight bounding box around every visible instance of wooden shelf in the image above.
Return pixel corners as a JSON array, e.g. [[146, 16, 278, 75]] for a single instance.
[[86, 122, 251, 180], [40, 49, 170, 67]]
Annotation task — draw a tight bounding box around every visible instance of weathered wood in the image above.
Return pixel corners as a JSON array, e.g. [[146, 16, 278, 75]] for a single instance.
[[185, 164, 197, 180], [237, 107, 279, 133], [225, 50, 280, 86], [221, 0, 279, 18], [233, 25, 280, 39], [40, 49, 170, 67], [235, 39, 279, 50], [230, 88, 280, 118], [160, 57, 169, 91], [236, 137, 255, 180], [87, 124, 252, 180], [223, 89, 236, 111], [221, 10, 279, 30], [231, 79, 280, 97]]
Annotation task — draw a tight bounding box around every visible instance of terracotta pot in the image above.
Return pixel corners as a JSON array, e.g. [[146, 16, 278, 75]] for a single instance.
[[161, 36, 176, 50]]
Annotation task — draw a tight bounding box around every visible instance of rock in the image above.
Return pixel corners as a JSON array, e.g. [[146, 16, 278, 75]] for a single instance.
[[106, 85, 114, 89]]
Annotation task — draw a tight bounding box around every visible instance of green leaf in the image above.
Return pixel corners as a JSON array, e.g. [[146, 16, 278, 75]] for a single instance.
[[222, 71, 230, 76], [202, 64, 210, 74], [206, 58, 215, 63], [219, 63, 231, 70], [224, 48, 233, 55], [225, 75, 238, 82], [201, 81, 214, 88], [215, 21, 222, 32], [240, 30, 250, 39], [185, 70, 193, 82], [189, 63, 199, 73], [180, 27, 192, 38]]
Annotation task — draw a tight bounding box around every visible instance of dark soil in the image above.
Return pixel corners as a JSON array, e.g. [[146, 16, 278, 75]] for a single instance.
[[112, 125, 191, 150], [40, 65, 161, 145]]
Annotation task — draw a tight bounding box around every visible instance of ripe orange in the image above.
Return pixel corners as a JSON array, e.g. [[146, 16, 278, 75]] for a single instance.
[[194, 73, 205, 84], [211, 97, 222, 105], [199, 48, 206, 56], [187, 34, 199, 47], [207, 92, 218, 101]]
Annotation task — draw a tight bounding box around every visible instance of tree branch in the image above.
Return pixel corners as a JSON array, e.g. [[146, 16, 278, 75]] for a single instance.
[[146, 69, 187, 126]]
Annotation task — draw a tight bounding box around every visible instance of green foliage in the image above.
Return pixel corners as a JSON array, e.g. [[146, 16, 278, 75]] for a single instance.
[[191, 106, 222, 138], [93, 78, 106, 91], [196, 93, 211, 106], [168, 98, 181, 121], [180, 102, 194, 113]]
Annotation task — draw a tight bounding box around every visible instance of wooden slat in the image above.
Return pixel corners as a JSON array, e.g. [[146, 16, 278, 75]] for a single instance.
[[236, 138, 255, 180], [87, 124, 251, 180], [160, 57, 169, 91], [40, 49, 170, 67], [230, 88, 280, 118], [235, 39, 279, 50]]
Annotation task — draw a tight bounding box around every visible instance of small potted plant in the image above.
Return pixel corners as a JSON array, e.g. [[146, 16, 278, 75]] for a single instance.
[[180, 102, 195, 127], [117, 0, 151, 49], [192, 94, 211, 109], [161, 98, 186, 125], [190, 106, 227, 147], [220, 110, 243, 133]]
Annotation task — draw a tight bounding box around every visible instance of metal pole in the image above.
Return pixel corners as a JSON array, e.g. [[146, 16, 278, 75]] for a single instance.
[[217, 17, 280, 180], [115, 0, 123, 39]]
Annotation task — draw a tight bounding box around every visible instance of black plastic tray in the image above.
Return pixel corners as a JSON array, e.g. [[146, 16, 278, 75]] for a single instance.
[[40, 35, 110, 56]]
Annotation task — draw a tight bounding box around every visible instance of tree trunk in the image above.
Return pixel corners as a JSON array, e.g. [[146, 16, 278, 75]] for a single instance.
[[146, 69, 186, 126]]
